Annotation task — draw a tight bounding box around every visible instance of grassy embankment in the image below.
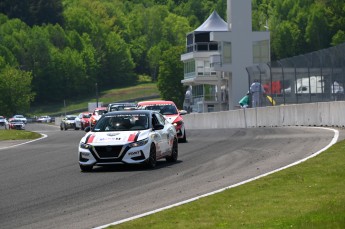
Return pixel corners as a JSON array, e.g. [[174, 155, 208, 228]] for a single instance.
[[110, 139, 345, 229], [29, 83, 160, 116]]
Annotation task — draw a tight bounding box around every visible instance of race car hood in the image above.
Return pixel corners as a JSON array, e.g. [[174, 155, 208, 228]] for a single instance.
[[82, 130, 150, 146], [91, 115, 101, 121], [164, 114, 182, 124]]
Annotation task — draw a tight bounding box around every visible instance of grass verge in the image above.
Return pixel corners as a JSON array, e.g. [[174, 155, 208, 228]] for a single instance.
[[110, 139, 345, 229], [0, 129, 42, 140]]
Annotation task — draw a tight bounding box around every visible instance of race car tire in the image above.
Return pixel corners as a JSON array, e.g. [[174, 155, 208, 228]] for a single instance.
[[80, 164, 93, 172], [179, 130, 187, 143], [64, 124, 67, 131], [146, 144, 157, 169], [166, 138, 178, 162]]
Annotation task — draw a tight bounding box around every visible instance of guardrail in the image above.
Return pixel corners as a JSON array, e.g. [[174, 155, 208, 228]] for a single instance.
[[183, 101, 345, 129]]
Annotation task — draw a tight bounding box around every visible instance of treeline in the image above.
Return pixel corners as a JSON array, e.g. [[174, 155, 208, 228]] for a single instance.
[[0, 0, 344, 116], [253, 0, 345, 60]]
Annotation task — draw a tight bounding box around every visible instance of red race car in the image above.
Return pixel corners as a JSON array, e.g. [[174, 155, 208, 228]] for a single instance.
[[75, 112, 92, 130], [9, 119, 25, 130], [137, 100, 187, 142], [90, 107, 107, 128]]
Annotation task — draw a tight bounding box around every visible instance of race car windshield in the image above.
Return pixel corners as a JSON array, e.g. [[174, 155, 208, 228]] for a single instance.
[[93, 114, 149, 132], [141, 104, 177, 115], [95, 110, 106, 115]]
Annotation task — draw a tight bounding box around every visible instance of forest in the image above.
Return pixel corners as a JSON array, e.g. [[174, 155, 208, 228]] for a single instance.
[[0, 0, 344, 116]]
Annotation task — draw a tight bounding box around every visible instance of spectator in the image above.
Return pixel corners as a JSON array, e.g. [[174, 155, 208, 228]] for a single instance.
[[250, 79, 265, 108], [239, 92, 250, 108]]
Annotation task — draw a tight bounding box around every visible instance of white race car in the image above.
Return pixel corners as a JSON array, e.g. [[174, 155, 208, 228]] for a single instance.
[[78, 110, 178, 172]]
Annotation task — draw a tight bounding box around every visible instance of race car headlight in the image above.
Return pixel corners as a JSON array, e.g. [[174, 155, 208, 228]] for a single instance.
[[80, 142, 92, 149], [128, 138, 149, 148], [173, 120, 183, 126]]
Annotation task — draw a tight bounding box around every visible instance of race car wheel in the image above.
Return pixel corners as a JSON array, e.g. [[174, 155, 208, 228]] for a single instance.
[[146, 144, 157, 169], [63, 124, 67, 131], [179, 130, 187, 143], [166, 139, 178, 162], [80, 164, 93, 172]]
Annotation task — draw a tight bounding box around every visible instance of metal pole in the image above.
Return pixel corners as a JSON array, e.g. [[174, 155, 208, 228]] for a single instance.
[[95, 83, 99, 108], [64, 100, 66, 116]]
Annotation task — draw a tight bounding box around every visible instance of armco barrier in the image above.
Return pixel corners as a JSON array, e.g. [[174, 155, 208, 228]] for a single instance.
[[183, 101, 345, 129]]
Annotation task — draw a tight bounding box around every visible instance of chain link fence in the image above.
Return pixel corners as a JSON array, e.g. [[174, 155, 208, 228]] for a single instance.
[[246, 42, 345, 107]]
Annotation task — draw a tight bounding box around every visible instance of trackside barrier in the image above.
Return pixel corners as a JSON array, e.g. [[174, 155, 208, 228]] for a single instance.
[[183, 101, 345, 129]]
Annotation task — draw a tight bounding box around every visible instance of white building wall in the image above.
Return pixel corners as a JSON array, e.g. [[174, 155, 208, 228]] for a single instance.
[[212, 0, 270, 110], [181, 0, 270, 111]]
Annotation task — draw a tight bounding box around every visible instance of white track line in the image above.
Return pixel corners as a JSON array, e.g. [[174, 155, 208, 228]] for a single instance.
[[94, 127, 339, 229]]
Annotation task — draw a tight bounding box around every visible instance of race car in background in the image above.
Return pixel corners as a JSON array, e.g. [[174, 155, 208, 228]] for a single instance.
[[107, 102, 136, 112], [136, 100, 187, 143], [78, 110, 178, 171], [90, 107, 107, 127], [60, 115, 78, 130], [11, 115, 27, 124], [9, 119, 25, 130], [75, 112, 92, 130]]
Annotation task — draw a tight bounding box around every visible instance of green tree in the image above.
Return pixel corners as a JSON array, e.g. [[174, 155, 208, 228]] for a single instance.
[[0, 65, 35, 116], [331, 30, 345, 46], [102, 32, 135, 88], [271, 20, 302, 59], [0, 0, 64, 26], [305, 3, 330, 51], [157, 46, 185, 108]]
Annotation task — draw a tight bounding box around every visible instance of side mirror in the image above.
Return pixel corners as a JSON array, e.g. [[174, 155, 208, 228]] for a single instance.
[[153, 124, 164, 130], [84, 126, 91, 132], [179, 110, 187, 115]]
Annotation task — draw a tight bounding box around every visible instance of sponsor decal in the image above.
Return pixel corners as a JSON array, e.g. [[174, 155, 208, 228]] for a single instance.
[[107, 133, 120, 136], [128, 151, 141, 156], [99, 137, 121, 142]]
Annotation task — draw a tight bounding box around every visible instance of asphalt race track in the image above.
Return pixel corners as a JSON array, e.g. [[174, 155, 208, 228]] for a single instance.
[[0, 123, 337, 229]]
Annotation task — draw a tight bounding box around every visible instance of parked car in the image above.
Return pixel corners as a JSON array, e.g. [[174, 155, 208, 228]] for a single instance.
[[9, 119, 25, 130], [107, 102, 137, 112], [37, 115, 52, 123], [12, 115, 27, 124], [78, 110, 178, 171], [137, 100, 187, 142], [60, 115, 78, 130], [90, 107, 107, 127], [75, 112, 92, 130], [0, 116, 7, 126]]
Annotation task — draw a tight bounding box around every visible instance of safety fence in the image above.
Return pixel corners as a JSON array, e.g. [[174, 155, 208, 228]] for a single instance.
[[246, 42, 345, 107]]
